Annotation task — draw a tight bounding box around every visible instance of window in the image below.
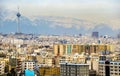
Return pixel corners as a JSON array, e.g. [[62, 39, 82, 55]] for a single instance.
[[115, 73, 117, 75], [110, 66, 113, 67], [115, 66, 117, 68], [111, 63, 113, 64], [111, 73, 113, 74]]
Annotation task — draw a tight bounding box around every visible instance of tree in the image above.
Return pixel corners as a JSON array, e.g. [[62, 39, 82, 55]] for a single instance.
[[0, 53, 6, 57], [10, 68, 17, 76], [8, 49, 13, 52], [4, 65, 9, 73]]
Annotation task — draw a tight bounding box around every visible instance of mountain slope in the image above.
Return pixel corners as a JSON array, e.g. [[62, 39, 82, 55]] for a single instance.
[[0, 16, 119, 36]]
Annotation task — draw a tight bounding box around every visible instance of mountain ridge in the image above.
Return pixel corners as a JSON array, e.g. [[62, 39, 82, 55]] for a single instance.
[[0, 16, 119, 36]]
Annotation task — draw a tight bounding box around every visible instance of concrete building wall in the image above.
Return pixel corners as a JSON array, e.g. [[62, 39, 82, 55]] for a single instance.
[[54, 44, 114, 56], [60, 63, 89, 76], [99, 61, 120, 76], [22, 61, 35, 71], [54, 45, 59, 56], [0, 60, 5, 75]]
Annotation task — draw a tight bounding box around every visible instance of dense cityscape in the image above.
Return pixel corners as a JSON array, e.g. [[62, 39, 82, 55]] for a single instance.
[[1, 0, 120, 76], [0, 32, 120, 76]]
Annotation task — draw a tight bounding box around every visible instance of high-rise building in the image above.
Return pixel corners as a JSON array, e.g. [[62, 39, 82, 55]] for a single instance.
[[54, 44, 65, 56], [117, 32, 120, 38], [16, 58, 22, 73], [54, 44, 113, 56], [99, 61, 120, 76], [0, 60, 5, 75], [60, 63, 89, 76], [92, 32, 99, 38]]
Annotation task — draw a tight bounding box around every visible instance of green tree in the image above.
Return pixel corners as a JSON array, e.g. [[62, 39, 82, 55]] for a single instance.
[[4, 65, 9, 73], [8, 49, 13, 52]]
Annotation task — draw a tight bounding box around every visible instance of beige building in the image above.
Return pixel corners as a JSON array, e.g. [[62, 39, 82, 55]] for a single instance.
[[87, 60, 99, 75], [60, 53, 86, 64], [16, 58, 22, 73], [39, 67, 60, 76], [87, 53, 99, 74], [54, 44, 114, 56], [0, 60, 5, 75], [99, 61, 120, 76]]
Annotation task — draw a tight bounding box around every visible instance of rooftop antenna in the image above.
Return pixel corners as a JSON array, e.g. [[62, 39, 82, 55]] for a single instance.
[[16, 6, 21, 33]]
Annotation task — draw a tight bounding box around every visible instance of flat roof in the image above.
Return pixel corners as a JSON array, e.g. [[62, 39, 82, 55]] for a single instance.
[[99, 61, 120, 63], [60, 63, 89, 66]]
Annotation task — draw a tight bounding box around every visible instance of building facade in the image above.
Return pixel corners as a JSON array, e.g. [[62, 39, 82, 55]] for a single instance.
[[0, 60, 5, 75], [16, 58, 22, 73], [99, 61, 120, 76], [60, 63, 89, 76], [39, 67, 60, 76], [54, 44, 113, 56], [22, 61, 35, 71]]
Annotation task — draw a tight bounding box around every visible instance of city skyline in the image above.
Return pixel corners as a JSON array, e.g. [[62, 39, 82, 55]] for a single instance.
[[0, 0, 120, 36], [1, 1, 120, 76]]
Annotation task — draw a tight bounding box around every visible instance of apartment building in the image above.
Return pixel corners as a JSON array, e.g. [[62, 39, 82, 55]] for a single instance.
[[54, 44, 114, 56], [22, 61, 35, 71], [99, 61, 120, 76], [0, 60, 5, 75], [16, 58, 22, 73], [60, 63, 89, 76]]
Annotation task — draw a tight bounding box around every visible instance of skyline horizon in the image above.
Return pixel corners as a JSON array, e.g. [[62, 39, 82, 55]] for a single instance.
[[0, 0, 120, 37], [0, 14, 120, 37]]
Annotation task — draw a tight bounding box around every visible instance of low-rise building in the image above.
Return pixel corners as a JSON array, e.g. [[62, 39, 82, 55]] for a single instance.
[[22, 61, 35, 71], [39, 67, 60, 76]]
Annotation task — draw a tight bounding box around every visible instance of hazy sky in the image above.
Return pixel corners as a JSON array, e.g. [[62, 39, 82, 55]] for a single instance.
[[0, 0, 120, 30]]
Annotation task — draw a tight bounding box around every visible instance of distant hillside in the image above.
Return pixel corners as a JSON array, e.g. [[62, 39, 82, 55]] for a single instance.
[[0, 16, 119, 36]]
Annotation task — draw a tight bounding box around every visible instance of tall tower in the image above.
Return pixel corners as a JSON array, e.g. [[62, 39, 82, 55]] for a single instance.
[[16, 7, 21, 33]]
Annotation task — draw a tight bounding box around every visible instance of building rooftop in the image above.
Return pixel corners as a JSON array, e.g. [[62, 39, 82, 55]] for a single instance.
[[60, 63, 89, 66]]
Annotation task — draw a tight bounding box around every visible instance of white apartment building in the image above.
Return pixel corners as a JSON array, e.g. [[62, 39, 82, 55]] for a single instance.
[[0, 60, 5, 75], [99, 61, 120, 76], [22, 61, 35, 71], [60, 63, 89, 76]]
